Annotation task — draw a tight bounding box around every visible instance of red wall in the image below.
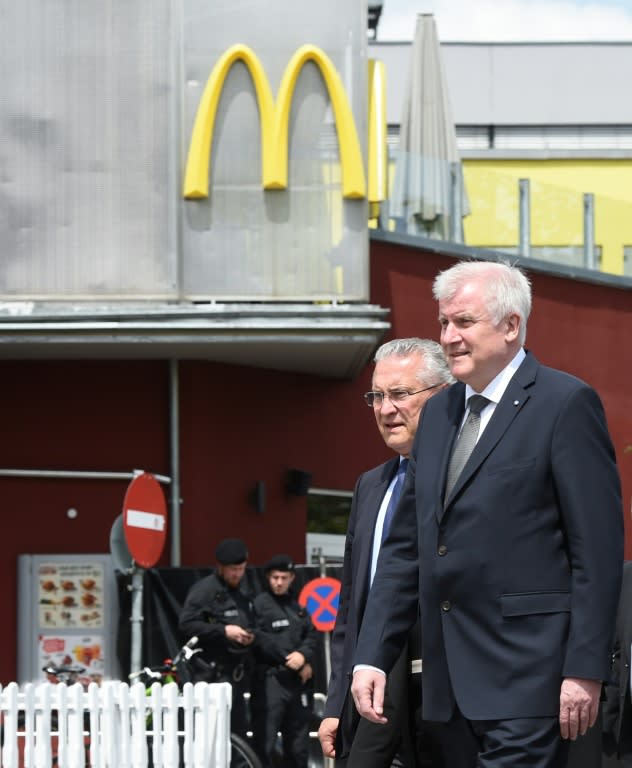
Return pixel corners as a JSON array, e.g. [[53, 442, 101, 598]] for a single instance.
[[369, 239, 632, 534], [0, 240, 630, 683]]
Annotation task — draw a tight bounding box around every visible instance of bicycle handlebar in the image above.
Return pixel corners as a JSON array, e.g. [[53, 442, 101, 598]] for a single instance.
[[173, 635, 201, 664], [129, 666, 164, 681], [43, 664, 86, 677], [128, 636, 201, 682]]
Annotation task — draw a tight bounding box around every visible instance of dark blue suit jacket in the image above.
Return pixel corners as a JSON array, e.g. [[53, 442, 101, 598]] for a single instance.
[[324, 456, 401, 747], [355, 352, 623, 722], [602, 561, 632, 757]]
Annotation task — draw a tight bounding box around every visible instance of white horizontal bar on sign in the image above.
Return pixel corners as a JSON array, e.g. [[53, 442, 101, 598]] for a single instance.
[[127, 509, 165, 531]]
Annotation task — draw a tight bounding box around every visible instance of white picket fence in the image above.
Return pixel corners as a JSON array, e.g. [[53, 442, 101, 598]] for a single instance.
[[0, 680, 232, 768]]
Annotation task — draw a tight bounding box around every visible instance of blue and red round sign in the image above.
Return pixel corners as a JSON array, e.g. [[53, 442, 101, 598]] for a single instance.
[[298, 576, 341, 632]]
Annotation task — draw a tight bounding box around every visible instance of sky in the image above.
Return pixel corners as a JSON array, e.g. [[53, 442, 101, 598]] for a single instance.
[[376, 0, 632, 41]]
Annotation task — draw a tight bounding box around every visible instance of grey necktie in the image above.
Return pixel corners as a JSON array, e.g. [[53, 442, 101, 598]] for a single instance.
[[444, 394, 490, 502]]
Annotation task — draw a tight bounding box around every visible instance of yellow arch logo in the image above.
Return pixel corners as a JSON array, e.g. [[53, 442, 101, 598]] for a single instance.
[[183, 43, 366, 200]]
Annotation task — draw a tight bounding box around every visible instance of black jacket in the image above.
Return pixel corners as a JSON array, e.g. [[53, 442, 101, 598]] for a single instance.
[[179, 571, 256, 667], [254, 589, 318, 677]]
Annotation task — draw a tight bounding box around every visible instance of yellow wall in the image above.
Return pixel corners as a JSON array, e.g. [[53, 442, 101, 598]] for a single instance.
[[461, 159, 632, 275]]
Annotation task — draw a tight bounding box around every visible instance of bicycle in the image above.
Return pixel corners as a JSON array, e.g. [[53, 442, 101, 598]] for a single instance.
[[129, 636, 262, 768], [41, 662, 92, 766], [42, 662, 88, 686], [0, 663, 91, 768]]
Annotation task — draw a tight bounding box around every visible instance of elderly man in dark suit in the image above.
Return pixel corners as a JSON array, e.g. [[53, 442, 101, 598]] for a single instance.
[[319, 337, 473, 767], [351, 260, 623, 768]]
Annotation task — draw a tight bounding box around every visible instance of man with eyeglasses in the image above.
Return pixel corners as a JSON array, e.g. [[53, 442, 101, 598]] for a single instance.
[[319, 338, 474, 768]]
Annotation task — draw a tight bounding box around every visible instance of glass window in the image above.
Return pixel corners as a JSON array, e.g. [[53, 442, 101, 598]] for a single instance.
[[306, 489, 352, 564]]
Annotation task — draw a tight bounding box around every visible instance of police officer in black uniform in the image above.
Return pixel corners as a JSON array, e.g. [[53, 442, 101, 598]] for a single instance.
[[178, 537, 256, 738], [252, 554, 318, 768]]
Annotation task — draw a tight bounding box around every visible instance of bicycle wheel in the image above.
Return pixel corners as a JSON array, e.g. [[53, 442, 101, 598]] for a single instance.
[[230, 733, 262, 768]]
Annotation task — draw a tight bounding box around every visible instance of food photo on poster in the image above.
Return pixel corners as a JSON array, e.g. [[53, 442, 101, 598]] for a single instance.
[[38, 561, 104, 629], [38, 634, 104, 686]]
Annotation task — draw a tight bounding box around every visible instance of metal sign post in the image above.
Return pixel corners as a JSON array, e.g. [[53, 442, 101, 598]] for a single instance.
[[121, 472, 168, 675]]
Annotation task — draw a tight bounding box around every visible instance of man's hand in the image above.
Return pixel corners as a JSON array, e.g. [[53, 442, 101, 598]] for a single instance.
[[225, 625, 254, 645], [351, 668, 388, 724], [285, 651, 306, 670], [559, 677, 602, 740], [299, 662, 313, 683], [318, 717, 339, 758]]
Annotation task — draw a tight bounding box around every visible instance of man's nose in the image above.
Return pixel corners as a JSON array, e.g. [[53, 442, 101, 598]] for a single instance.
[[442, 322, 459, 344], [380, 395, 397, 413]]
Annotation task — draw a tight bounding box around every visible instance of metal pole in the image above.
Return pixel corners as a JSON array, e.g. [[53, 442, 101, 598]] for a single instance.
[[129, 565, 144, 675], [169, 360, 181, 566], [450, 162, 463, 243], [583, 193, 596, 269], [318, 551, 332, 689], [0, 468, 171, 483], [318, 549, 335, 768], [519, 179, 531, 258]]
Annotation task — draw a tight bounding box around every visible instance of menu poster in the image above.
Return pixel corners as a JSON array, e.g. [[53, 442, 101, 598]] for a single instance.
[[38, 634, 104, 685], [38, 561, 104, 629]]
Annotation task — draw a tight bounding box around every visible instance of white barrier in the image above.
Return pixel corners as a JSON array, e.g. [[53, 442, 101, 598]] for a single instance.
[[0, 680, 232, 768]]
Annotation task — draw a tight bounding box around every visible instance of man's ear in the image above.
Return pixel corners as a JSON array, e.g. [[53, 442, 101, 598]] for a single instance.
[[505, 312, 521, 341]]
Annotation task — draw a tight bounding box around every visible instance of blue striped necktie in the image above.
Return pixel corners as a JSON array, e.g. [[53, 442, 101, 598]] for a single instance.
[[381, 458, 409, 544]]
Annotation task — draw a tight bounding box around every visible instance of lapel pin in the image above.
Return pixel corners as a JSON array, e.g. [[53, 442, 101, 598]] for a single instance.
[[513, 400, 519, 406]]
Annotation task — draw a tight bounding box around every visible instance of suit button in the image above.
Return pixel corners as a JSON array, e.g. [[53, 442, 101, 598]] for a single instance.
[[441, 600, 451, 612], [438, 544, 447, 556]]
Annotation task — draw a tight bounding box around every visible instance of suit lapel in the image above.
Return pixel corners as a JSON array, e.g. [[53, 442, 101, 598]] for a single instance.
[[435, 385, 466, 522], [354, 457, 399, 615], [441, 354, 537, 515]]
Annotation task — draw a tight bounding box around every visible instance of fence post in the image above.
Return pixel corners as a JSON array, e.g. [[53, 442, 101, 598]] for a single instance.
[[583, 193, 596, 269], [163, 683, 180, 768], [23, 684, 35, 768], [67, 683, 85, 768], [519, 179, 531, 258], [34, 683, 53, 768], [130, 682, 149, 768], [117, 682, 132, 768], [180, 683, 193, 768], [450, 162, 464, 244], [2, 683, 20, 768], [101, 681, 120, 768], [193, 683, 212, 768]]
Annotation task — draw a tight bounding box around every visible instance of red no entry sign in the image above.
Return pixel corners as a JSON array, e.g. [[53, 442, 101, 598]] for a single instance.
[[122, 473, 167, 568], [298, 576, 341, 632]]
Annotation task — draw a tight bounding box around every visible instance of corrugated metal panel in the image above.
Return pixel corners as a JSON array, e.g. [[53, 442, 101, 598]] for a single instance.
[[493, 125, 632, 151], [390, 124, 632, 152], [180, 0, 368, 301], [370, 41, 632, 128], [0, 0, 369, 302], [0, 0, 176, 299], [455, 126, 491, 150]]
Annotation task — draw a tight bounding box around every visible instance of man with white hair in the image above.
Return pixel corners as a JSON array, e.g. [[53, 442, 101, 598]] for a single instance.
[[352, 260, 623, 768]]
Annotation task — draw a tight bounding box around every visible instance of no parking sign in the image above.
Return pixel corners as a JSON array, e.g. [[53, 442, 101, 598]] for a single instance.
[[298, 576, 341, 632]]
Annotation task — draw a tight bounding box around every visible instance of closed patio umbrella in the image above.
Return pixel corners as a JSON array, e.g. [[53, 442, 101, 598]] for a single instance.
[[390, 13, 469, 240]]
